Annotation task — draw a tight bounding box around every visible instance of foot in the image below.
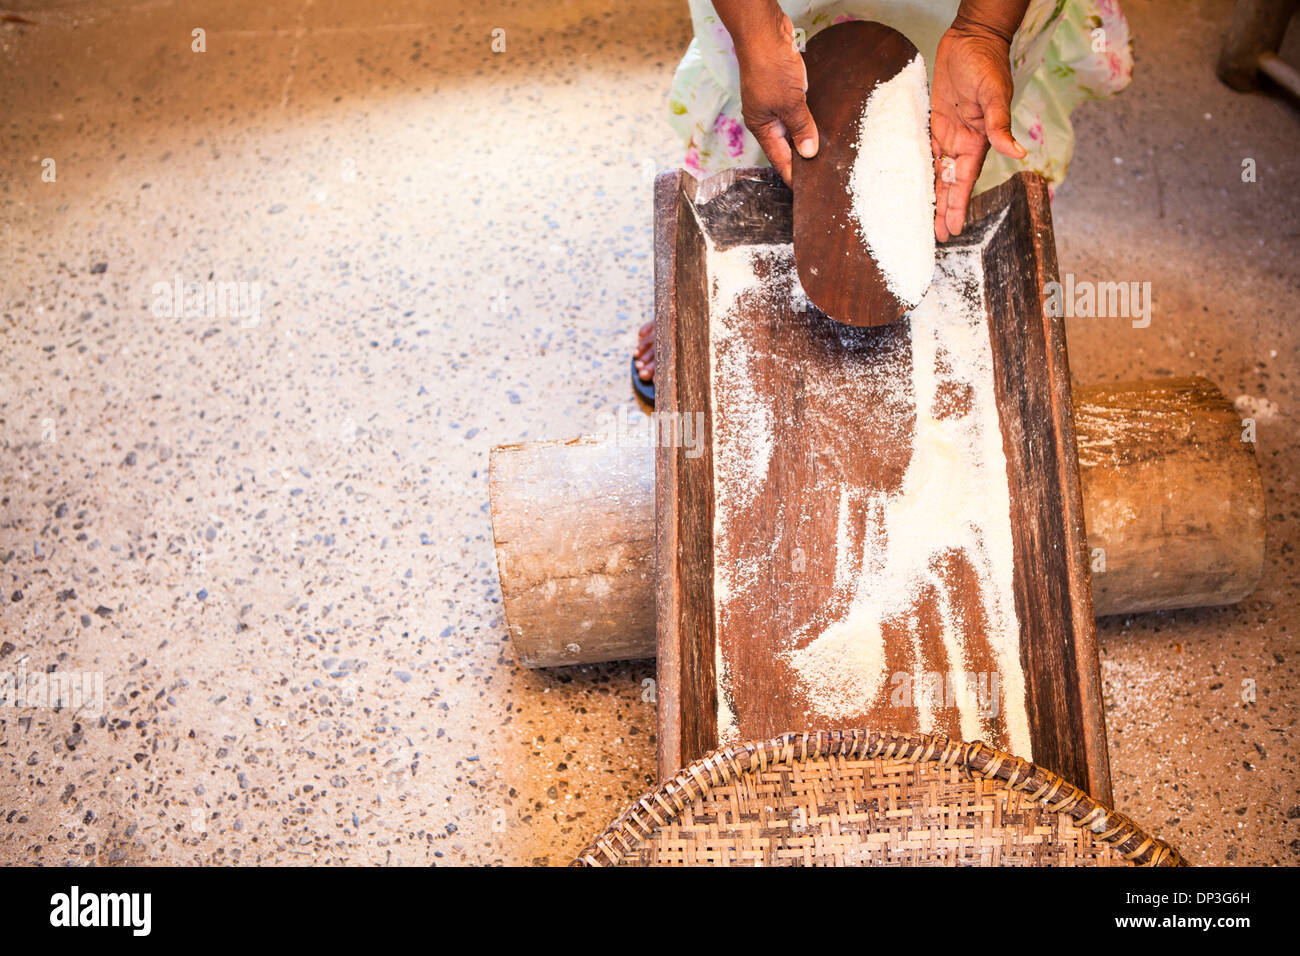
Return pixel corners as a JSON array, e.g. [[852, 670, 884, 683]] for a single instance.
[[634, 320, 655, 383]]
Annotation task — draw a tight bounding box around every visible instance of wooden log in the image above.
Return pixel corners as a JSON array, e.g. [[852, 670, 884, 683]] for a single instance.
[[490, 375, 1265, 667], [1074, 378, 1266, 617], [488, 435, 655, 668], [1216, 0, 1299, 92]]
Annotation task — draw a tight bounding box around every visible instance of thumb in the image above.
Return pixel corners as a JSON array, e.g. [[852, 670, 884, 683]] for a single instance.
[[783, 98, 819, 160], [981, 88, 1025, 159]]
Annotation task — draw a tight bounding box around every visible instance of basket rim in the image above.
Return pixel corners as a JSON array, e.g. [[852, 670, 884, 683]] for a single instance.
[[573, 729, 1185, 867]]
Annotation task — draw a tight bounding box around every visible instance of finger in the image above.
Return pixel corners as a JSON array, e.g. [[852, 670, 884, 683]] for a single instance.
[[752, 119, 794, 185], [934, 179, 951, 243], [782, 98, 819, 160], [943, 150, 986, 239], [980, 90, 1026, 160], [931, 136, 953, 242], [934, 203, 951, 242], [784, 49, 818, 160]]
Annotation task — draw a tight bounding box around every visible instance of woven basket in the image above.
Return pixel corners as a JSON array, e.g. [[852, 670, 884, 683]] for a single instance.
[[575, 730, 1184, 867]]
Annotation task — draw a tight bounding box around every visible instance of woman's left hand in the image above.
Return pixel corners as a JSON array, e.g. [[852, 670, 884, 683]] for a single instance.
[[929, 24, 1027, 241]]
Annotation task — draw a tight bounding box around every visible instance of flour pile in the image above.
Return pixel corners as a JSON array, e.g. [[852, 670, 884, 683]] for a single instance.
[[848, 53, 936, 309]]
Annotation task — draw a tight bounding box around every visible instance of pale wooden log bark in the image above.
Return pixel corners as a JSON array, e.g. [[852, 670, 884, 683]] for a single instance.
[[1074, 377, 1266, 618], [488, 435, 655, 668]]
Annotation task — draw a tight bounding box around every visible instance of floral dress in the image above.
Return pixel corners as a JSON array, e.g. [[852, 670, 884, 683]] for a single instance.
[[669, 0, 1133, 195]]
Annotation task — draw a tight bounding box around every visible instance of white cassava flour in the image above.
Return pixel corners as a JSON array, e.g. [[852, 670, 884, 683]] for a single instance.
[[848, 53, 936, 308]]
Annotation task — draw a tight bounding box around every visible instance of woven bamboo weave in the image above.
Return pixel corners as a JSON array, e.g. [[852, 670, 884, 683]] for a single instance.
[[575, 730, 1184, 867]]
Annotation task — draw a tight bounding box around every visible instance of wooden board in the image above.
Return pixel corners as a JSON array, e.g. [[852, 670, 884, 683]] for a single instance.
[[793, 20, 918, 326], [655, 167, 1111, 803]]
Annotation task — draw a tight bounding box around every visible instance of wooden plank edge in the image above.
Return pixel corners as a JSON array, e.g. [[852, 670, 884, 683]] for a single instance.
[[653, 170, 685, 781], [1014, 172, 1113, 805]]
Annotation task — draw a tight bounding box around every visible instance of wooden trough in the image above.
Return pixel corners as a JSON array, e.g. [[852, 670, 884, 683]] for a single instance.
[[653, 168, 1112, 799]]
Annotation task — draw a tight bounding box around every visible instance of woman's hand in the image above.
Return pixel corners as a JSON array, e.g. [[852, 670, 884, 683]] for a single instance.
[[929, 22, 1027, 241], [725, 5, 819, 185]]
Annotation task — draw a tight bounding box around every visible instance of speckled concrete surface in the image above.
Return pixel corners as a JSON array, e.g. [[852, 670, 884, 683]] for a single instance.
[[0, 0, 1296, 866]]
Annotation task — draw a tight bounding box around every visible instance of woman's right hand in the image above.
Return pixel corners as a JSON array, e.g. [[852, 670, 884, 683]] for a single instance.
[[733, 10, 820, 185]]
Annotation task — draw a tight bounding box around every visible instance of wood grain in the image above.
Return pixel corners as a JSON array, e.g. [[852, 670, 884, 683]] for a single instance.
[[974, 172, 1110, 803], [654, 169, 719, 778]]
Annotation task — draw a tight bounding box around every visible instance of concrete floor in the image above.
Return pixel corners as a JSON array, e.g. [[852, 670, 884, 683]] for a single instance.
[[0, 0, 1295, 866]]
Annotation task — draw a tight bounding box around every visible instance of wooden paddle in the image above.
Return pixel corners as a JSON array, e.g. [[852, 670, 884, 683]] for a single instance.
[[793, 20, 924, 327]]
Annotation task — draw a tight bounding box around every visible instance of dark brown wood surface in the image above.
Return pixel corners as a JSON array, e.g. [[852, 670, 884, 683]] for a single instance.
[[793, 20, 918, 327], [656, 167, 1112, 804], [654, 168, 717, 780], [972, 172, 1111, 804]]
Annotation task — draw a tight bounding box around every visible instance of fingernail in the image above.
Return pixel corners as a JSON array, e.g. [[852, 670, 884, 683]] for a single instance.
[[797, 138, 816, 159]]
